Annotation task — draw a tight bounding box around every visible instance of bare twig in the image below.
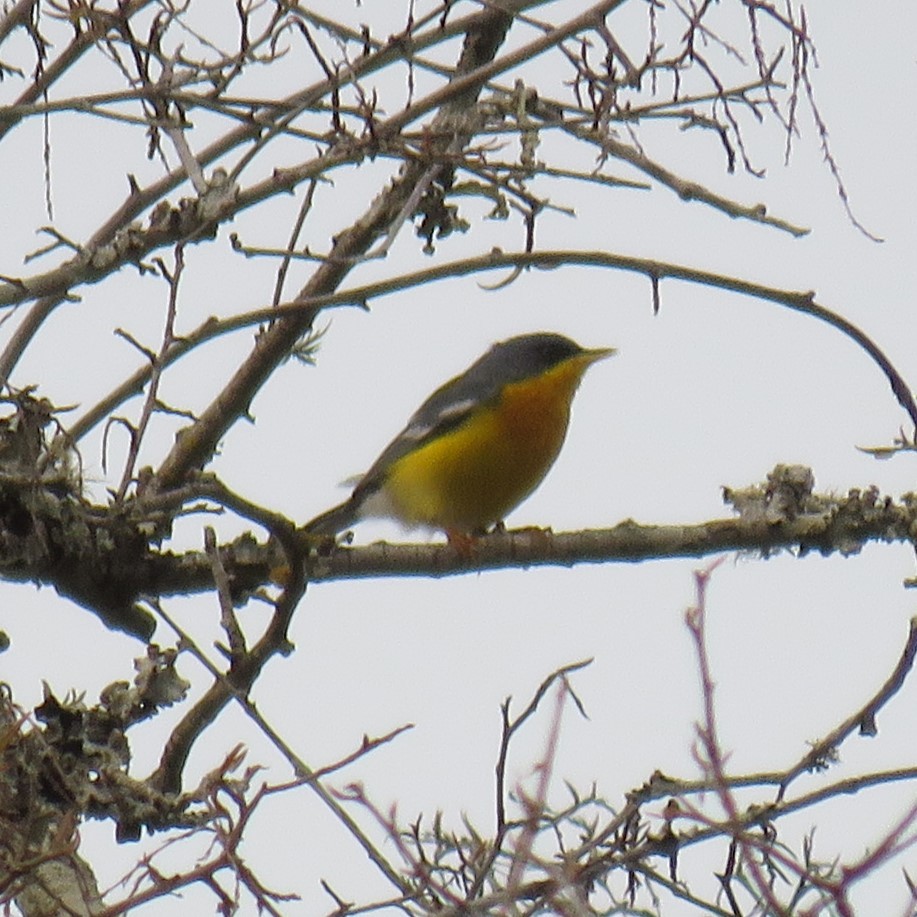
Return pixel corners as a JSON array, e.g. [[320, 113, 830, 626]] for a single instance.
[[114, 244, 184, 501], [64, 248, 917, 449], [778, 615, 917, 798]]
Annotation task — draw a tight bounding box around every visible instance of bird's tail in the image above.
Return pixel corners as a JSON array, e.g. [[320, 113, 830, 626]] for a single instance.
[[303, 498, 359, 536]]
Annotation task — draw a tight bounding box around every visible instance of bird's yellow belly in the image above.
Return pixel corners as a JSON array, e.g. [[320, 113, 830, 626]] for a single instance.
[[382, 369, 578, 533]]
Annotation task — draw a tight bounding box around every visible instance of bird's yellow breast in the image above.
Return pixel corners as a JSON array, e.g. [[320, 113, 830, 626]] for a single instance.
[[380, 356, 593, 534]]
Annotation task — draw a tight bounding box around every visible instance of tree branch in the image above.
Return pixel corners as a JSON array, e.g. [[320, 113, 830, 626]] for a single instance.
[[150, 0, 611, 490]]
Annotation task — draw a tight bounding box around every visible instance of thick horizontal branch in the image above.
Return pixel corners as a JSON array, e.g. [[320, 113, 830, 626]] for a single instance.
[[300, 495, 914, 583], [140, 472, 916, 596], [4, 398, 913, 638]]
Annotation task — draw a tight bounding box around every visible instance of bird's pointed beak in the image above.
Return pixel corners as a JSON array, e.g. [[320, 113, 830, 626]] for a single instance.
[[581, 346, 617, 365]]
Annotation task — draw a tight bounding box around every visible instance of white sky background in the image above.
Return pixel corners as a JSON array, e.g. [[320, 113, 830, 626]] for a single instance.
[[2, 0, 917, 913]]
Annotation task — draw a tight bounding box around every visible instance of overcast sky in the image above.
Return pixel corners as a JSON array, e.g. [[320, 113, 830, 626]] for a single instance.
[[3, 1, 917, 913]]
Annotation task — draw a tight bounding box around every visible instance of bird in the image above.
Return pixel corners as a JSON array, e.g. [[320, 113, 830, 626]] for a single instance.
[[304, 332, 614, 546]]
